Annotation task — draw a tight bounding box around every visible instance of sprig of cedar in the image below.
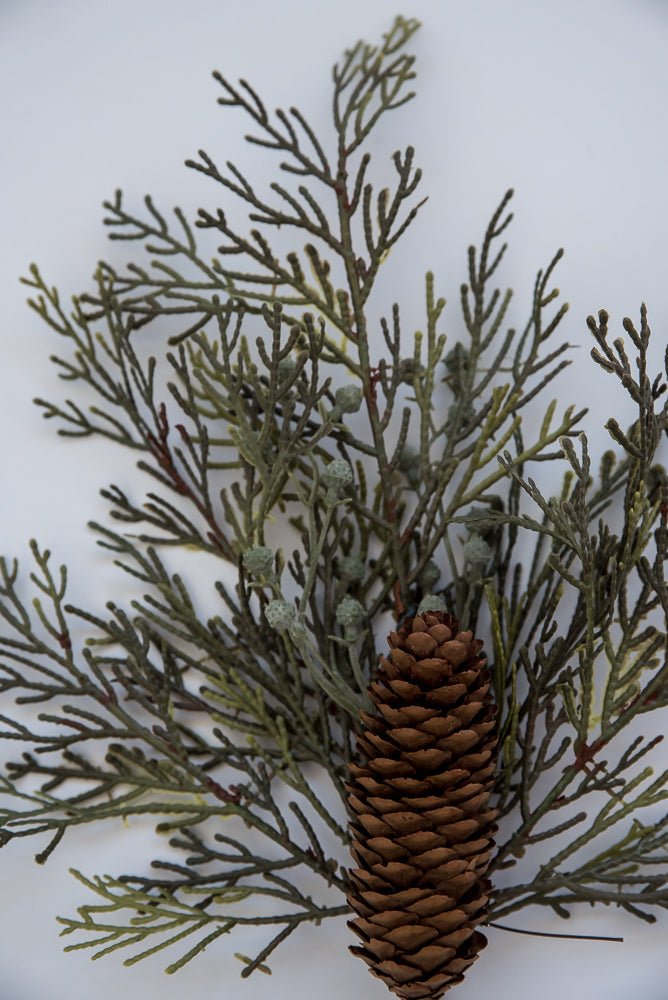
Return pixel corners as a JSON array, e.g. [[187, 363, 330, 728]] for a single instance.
[[0, 13, 666, 981]]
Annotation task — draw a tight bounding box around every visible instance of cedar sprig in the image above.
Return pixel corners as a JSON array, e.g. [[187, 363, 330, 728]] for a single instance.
[[1, 13, 667, 983]]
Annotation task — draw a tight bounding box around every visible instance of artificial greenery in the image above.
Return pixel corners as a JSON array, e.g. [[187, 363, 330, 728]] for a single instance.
[[1, 13, 667, 988]]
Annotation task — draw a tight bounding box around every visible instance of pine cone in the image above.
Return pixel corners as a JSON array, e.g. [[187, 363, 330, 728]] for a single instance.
[[347, 610, 498, 999]]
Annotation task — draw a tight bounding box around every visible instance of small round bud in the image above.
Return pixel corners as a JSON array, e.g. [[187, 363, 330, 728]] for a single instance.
[[323, 458, 354, 505], [243, 545, 274, 577], [444, 342, 470, 377], [336, 596, 365, 629], [339, 555, 365, 581], [462, 502, 503, 542], [463, 534, 492, 568], [265, 599, 296, 632], [334, 384, 363, 414], [399, 445, 421, 488], [398, 358, 421, 385], [277, 356, 296, 381], [288, 615, 307, 641], [398, 444, 418, 472], [419, 559, 440, 592], [647, 462, 666, 501], [417, 594, 446, 615]]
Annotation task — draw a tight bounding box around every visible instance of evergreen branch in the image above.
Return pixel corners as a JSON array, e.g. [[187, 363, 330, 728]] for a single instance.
[[5, 14, 668, 986]]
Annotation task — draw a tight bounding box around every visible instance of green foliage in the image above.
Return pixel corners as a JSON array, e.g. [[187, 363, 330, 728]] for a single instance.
[[1, 13, 667, 983]]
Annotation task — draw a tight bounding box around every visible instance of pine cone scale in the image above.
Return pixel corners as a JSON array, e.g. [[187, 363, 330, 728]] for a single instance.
[[347, 610, 498, 999]]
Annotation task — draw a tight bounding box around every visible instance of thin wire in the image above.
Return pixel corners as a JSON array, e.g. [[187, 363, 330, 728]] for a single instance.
[[487, 921, 624, 943]]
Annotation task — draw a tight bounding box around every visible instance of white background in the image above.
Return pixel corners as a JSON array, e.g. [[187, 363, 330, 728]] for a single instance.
[[1, 1, 668, 998]]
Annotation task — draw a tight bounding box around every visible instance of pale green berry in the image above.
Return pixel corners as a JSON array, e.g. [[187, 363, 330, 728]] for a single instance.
[[399, 445, 421, 488], [323, 457, 353, 491], [334, 384, 363, 414], [417, 594, 446, 614], [463, 534, 492, 568], [323, 458, 354, 505], [419, 559, 440, 591], [277, 357, 296, 382], [243, 545, 274, 577], [336, 596, 365, 629], [339, 555, 365, 581], [265, 600, 296, 631], [288, 616, 307, 641]]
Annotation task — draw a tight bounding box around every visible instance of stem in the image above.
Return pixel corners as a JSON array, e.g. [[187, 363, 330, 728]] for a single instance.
[[333, 155, 408, 614]]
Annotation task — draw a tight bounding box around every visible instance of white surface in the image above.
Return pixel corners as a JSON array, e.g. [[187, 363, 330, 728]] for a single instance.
[[1, 1, 668, 998]]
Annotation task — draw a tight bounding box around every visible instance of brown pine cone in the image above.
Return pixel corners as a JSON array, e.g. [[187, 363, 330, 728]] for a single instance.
[[347, 609, 498, 999]]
